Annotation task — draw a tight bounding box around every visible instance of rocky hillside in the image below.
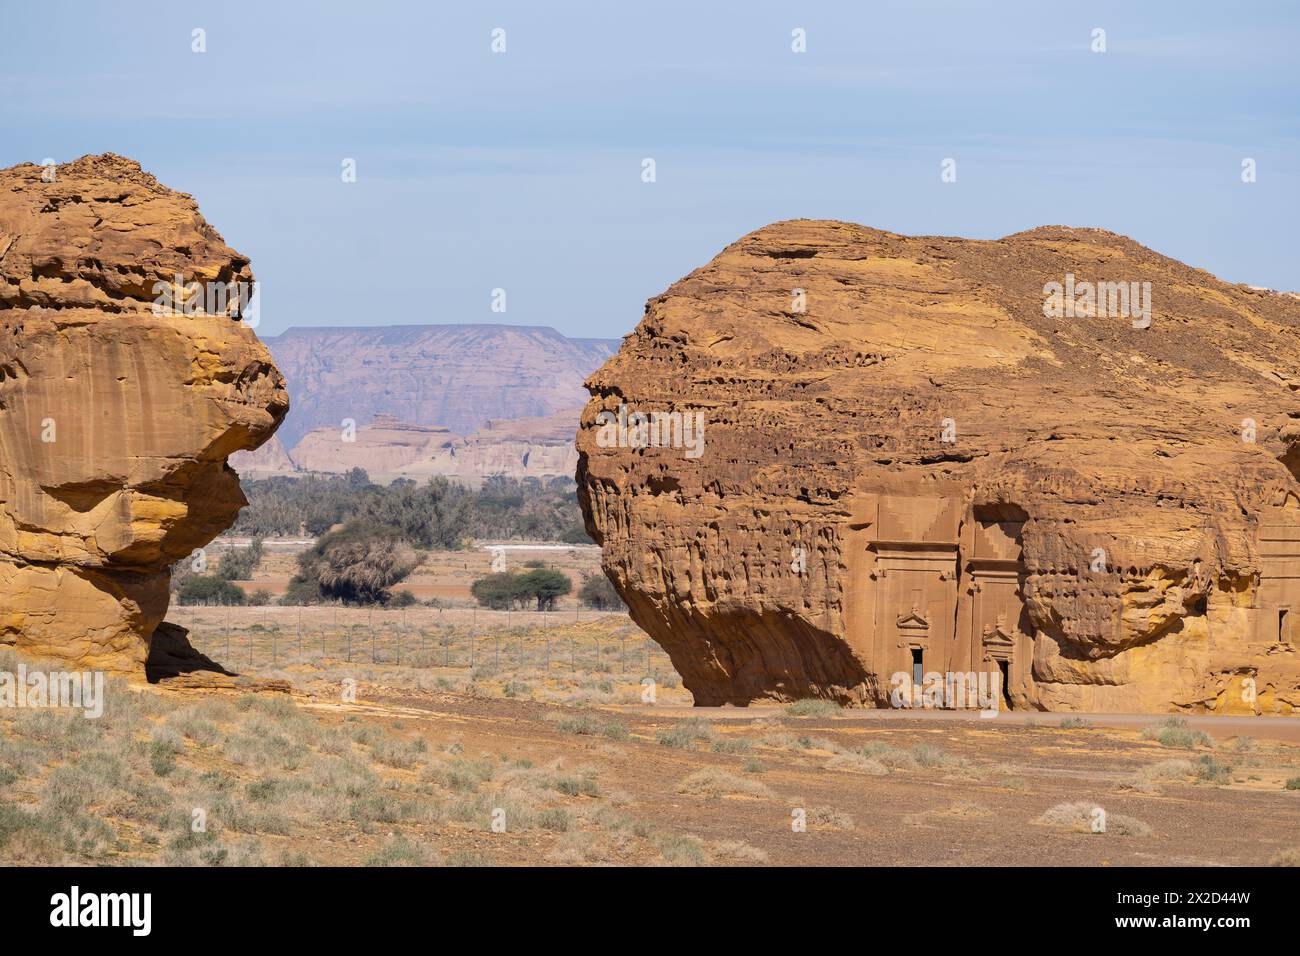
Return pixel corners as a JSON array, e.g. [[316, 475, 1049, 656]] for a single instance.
[[578, 219, 1300, 714]]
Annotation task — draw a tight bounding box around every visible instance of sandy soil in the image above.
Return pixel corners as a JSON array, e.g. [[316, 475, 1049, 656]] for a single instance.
[[151, 605, 1300, 867]]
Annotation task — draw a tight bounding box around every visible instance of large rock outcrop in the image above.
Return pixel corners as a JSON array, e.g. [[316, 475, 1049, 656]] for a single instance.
[[577, 220, 1300, 714], [0, 154, 287, 674]]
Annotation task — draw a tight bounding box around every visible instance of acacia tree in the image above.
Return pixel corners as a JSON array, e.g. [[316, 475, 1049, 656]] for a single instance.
[[288, 521, 420, 604], [470, 572, 527, 610], [470, 568, 573, 611], [577, 571, 623, 610], [518, 568, 571, 611]]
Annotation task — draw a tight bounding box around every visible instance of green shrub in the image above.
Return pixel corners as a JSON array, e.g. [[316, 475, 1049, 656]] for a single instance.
[[552, 713, 629, 741], [784, 699, 842, 718], [1194, 755, 1233, 786], [657, 718, 714, 749], [578, 572, 624, 611], [1141, 716, 1211, 749], [177, 575, 246, 606], [217, 538, 264, 581]]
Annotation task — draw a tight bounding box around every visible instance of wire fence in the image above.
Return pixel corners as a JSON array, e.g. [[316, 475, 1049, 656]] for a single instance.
[[168, 605, 676, 680]]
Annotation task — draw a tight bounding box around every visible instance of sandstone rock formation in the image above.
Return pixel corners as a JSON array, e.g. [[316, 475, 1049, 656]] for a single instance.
[[577, 219, 1300, 714], [0, 154, 287, 675]]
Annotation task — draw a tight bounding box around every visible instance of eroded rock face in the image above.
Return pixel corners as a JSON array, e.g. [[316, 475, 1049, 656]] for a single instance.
[[578, 220, 1300, 714], [0, 154, 287, 673]]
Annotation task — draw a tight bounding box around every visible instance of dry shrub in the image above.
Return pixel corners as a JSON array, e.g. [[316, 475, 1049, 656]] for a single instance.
[[825, 752, 887, 775], [1037, 801, 1152, 837], [675, 768, 773, 800]]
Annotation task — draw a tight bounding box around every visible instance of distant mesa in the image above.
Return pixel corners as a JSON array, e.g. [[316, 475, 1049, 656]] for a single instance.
[[257, 324, 618, 449], [578, 218, 1300, 715], [0, 154, 287, 677], [230, 325, 617, 484]]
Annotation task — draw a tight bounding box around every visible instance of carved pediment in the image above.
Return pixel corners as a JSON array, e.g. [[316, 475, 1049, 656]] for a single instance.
[[982, 615, 1016, 648], [896, 607, 930, 631]]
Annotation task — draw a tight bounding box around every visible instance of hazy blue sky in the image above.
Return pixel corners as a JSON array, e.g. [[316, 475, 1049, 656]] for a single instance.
[[4, 1, 1297, 338]]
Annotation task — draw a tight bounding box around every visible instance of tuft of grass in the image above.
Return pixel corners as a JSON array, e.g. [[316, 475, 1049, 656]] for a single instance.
[[365, 834, 433, 866], [656, 718, 714, 749], [1194, 755, 1234, 786], [1121, 758, 1194, 792], [710, 737, 753, 755], [711, 839, 769, 864], [805, 806, 854, 830], [1283, 777, 1300, 791], [655, 832, 707, 866], [551, 712, 630, 741], [1059, 717, 1093, 729], [1037, 801, 1152, 837], [554, 774, 600, 798], [535, 807, 570, 832], [825, 752, 887, 775], [1269, 847, 1300, 866], [911, 743, 961, 769], [783, 700, 842, 718], [1141, 716, 1211, 749], [676, 768, 774, 800]]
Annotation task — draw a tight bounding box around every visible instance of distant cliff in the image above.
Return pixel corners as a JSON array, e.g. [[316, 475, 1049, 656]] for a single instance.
[[261, 324, 619, 449]]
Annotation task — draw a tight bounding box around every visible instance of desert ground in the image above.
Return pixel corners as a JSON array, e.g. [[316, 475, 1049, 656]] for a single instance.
[[2, 600, 1298, 867]]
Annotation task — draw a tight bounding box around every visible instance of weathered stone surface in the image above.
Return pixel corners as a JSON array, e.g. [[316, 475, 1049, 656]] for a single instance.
[[0, 154, 287, 673], [577, 219, 1300, 714]]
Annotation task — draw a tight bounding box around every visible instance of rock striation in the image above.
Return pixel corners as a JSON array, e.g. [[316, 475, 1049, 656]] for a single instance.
[[577, 219, 1300, 714], [0, 154, 287, 675]]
